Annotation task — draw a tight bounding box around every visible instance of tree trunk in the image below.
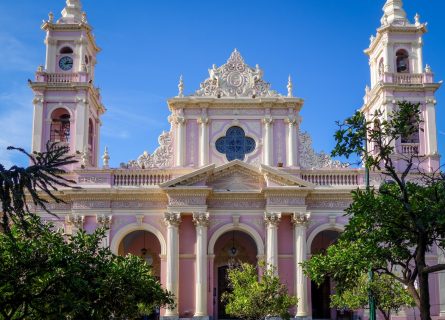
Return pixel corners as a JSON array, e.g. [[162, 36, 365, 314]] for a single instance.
[[418, 271, 431, 320], [417, 237, 432, 320]]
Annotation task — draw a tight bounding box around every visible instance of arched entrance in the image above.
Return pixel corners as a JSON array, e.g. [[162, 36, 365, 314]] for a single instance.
[[310, 230, 342, 320], [118, 230, 162, 279], [213, 230, 258, 320]]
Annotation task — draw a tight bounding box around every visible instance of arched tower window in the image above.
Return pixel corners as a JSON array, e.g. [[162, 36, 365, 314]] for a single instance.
[[396, 49, 410, 73], [50, 108, 71, 143], [59, 46, 73, 54]]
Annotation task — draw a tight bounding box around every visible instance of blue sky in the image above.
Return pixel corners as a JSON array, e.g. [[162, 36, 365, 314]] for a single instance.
[[0, 0, 444, 168]]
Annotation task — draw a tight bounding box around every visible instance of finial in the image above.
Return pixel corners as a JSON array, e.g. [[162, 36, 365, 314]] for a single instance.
[[81, 12, 87, 23], [365, 85, 370, 94], [414, 13, 420, 26], [369, 35, 375, 44], [37, 65, 44, 72], [425, 64, 432, 73], [102, 147, 110, 168], [178, 75, 184, 98], [60, 0, 83, 24], [48, 12, 54, 23], [287, 75, 293, 97]]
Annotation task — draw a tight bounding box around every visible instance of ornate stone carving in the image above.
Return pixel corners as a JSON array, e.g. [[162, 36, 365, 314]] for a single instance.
[[208, 199, 265, 209], [264, 212, 281, 226], [72, 201, 110, 210], [193, 49, 281, 98], [298, 130, 349, 169], [292, 212, 310, 226], [267, 197, 305, 206], [66, 214, 84, 229], [168, 196, 207, 207], [193, 212, 210, 227], [96, 214, 112, 228], [307, 199, 352, 210], [125, 131, 173, 169], [164, 212, 181, 227], [111, 201, 165, 209]]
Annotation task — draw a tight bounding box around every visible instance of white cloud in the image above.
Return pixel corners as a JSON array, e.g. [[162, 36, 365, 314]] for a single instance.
[[0, 90, 33, 168], [0, 33, 37, 72]]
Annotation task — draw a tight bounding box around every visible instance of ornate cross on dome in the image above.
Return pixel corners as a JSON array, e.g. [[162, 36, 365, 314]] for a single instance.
[[215, 126, 256, 161]]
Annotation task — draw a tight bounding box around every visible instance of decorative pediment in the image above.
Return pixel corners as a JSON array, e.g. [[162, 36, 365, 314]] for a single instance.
[[193, 49, 281, 98], [160, 160, 314, 190]]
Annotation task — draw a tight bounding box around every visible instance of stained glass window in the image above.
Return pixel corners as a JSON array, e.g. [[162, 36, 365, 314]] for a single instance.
[[215, 126, 256, 161]]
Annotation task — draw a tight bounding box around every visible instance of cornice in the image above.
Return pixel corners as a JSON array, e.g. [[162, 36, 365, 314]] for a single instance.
[[167, 97, 304, 111]]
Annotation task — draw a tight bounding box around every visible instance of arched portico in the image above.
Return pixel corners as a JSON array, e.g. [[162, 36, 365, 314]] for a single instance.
[[110, 222, 167, 256], [306, 223, 345, 255], [208, 222, 265, 256]]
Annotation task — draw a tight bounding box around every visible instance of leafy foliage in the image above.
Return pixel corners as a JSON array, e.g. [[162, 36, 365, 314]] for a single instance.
[[0, 217, 174, 320], [303, 101, 445, 320], [0, 142, 77, 233], [222, 263, 297, 320], [330, 273, 415, 320]]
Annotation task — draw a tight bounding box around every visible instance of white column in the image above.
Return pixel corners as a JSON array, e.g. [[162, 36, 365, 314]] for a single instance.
[[424, 99, 438, 156], [164, 212, 181, 318], [32, 97, 44, 152], [383, 40, 391, 73], [96, 214, 112, 247], [262, 117, 274, 166], [264, 212, 281, 271], [198, 117, 209, 167], [416, 41, 423, 74], [193, 212, 210, 319], [175, 116, 186, 167], [286, 117, 298, 167], [292, 212, 310, 318], [439, 249, 445, 316]]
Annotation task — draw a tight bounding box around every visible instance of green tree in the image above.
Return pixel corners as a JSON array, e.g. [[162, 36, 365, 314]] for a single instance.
[[0, 144, 175, 319], [0, 216, 175, 320], [222, 263, 297, 320], [330, 273, 415, 320], [302, 101, 445, 320]]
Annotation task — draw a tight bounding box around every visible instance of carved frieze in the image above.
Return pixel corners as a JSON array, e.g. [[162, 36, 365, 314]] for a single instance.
[[207, 199, 265, 209], [266, 196, 305, 206], [72, 200, 110, 210], [168, 196, 207, 207], [306, 199, 352, 210], [111, 200, 166, 209]]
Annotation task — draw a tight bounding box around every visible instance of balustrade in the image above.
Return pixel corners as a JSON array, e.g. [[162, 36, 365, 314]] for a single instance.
[[45, 72, 79, 83], [392, 73, 424, 85], [400, 143, 419, 155], [300, 172, 360, 186], [113, 171, 172, 186]]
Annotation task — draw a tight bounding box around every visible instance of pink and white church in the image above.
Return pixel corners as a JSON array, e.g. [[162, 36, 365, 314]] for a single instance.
[[28, 0, 444, 319]]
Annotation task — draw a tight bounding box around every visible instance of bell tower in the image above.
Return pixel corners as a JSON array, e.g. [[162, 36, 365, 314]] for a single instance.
[[30, 0, 105, 168], [362, 0, 441, 172]]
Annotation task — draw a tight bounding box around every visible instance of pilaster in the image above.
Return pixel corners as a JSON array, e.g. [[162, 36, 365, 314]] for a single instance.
[[263, 117, 274, 166], [292, 212, 310, 319], [96, 214, 112, 247], [285, 117, 298, 167], [175, 116, 186, 167], [264, 212, 281, 271], [32, 96, 44, 152], [164, 212, 181, 318], [424, 99, 438, 156], [193, 212, 210, 319], [197, 116, 210, 167]]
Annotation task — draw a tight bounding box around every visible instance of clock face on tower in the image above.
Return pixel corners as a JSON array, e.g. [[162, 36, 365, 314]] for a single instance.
[[59, 56, 73, 71]]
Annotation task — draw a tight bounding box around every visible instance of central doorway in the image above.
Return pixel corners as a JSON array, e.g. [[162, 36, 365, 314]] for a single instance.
[[310, 229, 346, 320], [213, 230, 258, 320]]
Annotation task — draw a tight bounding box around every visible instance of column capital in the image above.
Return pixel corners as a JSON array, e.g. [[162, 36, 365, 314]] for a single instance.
[[292, 212, 310, 227], [264, 212, 281, 226], [174, 116, 186, 125], [262, 116, 274, 125], [193, 212, 210, 227], [96, 214, 112, 228], [285, 116, 299, 126], [66, 213, 84, 229], [197, 116, 210, 125], [164, 212, 181, 227]]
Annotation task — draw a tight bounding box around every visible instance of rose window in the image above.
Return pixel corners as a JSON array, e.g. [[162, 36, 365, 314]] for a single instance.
[[215, 126, 256, 161]]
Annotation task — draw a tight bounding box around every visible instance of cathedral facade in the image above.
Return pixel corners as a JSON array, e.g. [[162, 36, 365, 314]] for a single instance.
[[28, 1, 444, 319]]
